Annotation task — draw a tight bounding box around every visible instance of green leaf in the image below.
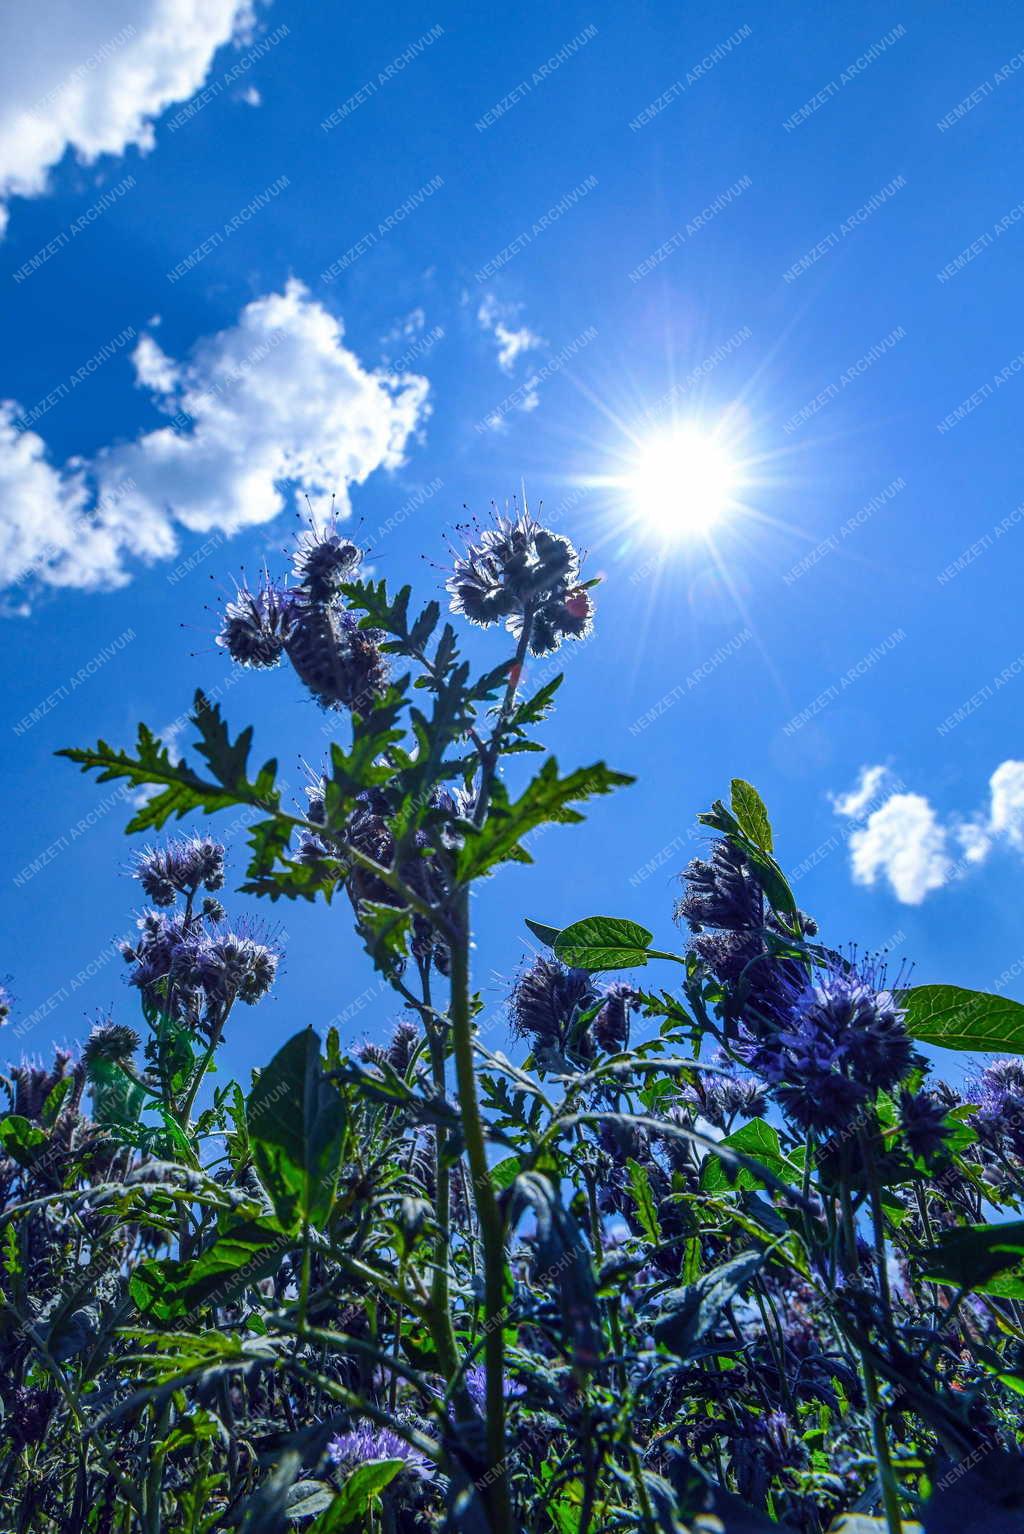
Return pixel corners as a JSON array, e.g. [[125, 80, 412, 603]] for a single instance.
[[247, 1029, 347, 1231], [626, 1158, 663, 1243], [309, 1462, 405, 1531], [456, 759, 633, 882], [730, 779, 773, 853], [553, 916, 654, 972], [652, 1251, 764, 1359], [917, 1220, 1024, 1296], [509, 1172, 601, 1369], [525, 918, 562, 948], [129, 1218, 291, 1321], [58, 690, 278, 834], [0, 1116, 48, 1168], [701, 1120, 803, 1195], [901, 984, 1024, 1054]]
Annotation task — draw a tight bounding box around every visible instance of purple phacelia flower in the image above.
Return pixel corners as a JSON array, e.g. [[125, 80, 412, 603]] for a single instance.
[[177, 926, 279, 1008], [681, 1056, 768, 1130], [742, 955, 917, 1133], [326, 1424, 433, 1481], [446, 511, 593, 656], [899, 1087, 951, 1160], [508, 954, 597, 1058], [283, 600, 388, 713], [133, 836, 225, 907], [217, 580, 292, 669], [82, 1021, 141, 1068], [967, 1057, 1024, 1158], [291, 527, 361, 603], [593, 982, 635, 1053]]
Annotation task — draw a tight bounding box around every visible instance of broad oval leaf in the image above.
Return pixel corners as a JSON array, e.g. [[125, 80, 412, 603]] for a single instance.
[[918, 1219, 1024, 1296], [901, 984, 1024, 1054], [553, 915, 653, 971], [730, 778, 773, 853], [309, 1461, 406, 1531], [247, 1028, 347, 1232]]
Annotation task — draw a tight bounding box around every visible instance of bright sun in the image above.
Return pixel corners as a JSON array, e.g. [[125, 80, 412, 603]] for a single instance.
[[624, 424, 741, 539]]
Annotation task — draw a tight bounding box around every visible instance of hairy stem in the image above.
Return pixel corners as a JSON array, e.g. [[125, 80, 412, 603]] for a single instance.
[[449, 886, 512, 1534]]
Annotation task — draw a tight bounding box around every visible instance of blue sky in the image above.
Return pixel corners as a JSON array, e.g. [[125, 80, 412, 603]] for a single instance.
[[3, 0, 1024, 1086]]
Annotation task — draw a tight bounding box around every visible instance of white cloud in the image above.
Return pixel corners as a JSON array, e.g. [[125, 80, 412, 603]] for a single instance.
[[0, 279, 429, 595], [987, 759, 1024, 850], [0, 0, 257, 236], [477, 294, 543, 375], [131, 333, 178, 395], [830, 764, 894, 819], [849, 793, 952, 905], [835, 757, 1024, 903]]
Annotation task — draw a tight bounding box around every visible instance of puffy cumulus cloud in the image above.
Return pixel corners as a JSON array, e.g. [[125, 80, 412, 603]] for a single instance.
[[477, 294, 543, 375], [835, 757, 1024, 903], [0, 0, 256, 236], [0, 280, 429, 596], [848, 793, 953, 905], [987, 760, 1024, 850], [830, 764, 895, 819], [0, 406, 92, 602]]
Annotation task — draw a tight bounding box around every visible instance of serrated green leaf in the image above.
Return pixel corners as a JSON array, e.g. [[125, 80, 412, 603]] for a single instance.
[[918, 1220, 1024, 1295], [626, 1157, 663, 1243], [58, 690, 278, 834], [456, 760, 632, 882]]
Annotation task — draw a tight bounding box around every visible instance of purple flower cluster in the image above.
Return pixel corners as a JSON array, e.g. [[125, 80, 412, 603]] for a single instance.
[[680, 1055, 768, 1130], [121, 839, 278, 1032], [217, 527, 387, 713], [967, 1057, 1024, 1158], [508, 954, 597, 1069], [741, 957, 917, 1133], [300, 780, 455, 977], [326, 1423, 433, 1481], [446, 511, 593, 656], [133, 836, 225, 907], [676, 840, 814, 1024]]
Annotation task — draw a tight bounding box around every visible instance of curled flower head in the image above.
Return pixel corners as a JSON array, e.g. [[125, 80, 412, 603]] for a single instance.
[[7, 1048, 80, 1123], [593, 982, 635, 1053], [446, 510, 592, 656], [284, 601, 388, 713], [82, 1021, 141, 1068], [291, 527, 361, 602], [676, 838, 818, 1029], [677, 840, 763, 934], [743, 954, 917, 1133], [0, 984, 12, 1027], [899, 1087, 951, 1160], [124, 911, 192, 1012], [133, 836, 225, 907], [508, 954, 597, 1057], [967, 1057, 1024, 1157], [681, 1057, 768, 1129], [326, 1424, 433, 1481], [180, 926, 280, 1008], [217, 580, 292, 668]]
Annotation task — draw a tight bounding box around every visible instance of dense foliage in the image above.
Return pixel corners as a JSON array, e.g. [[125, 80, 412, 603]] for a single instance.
[[2, 508, 1023, 1532]]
